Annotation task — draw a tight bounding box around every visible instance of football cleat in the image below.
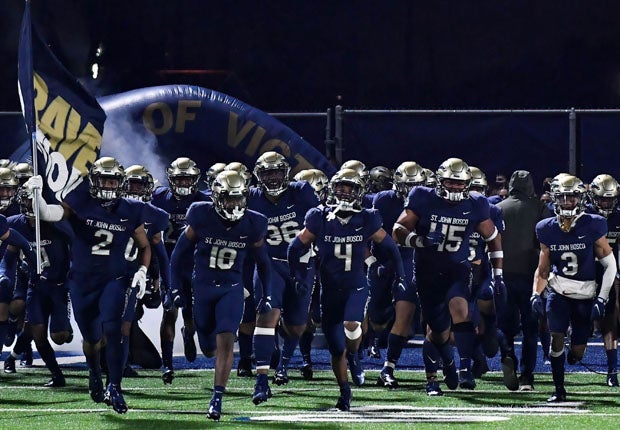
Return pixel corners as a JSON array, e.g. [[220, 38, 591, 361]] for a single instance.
[[377, 367, 399, 389], [237, 357, 254, 377], [251, 381, 272, 405], [547, 388, 567, 403], [518, 374, 534, 392], [299, 362, 313, 380], [335, 385, 351, 411], [458, 369, 476, 390], [123, 364, 139, 377], [88, 369, 105, 403], [367, 344, 382, 359], [20, 347, 33, 367], [104, 383, 128, 414], [161, 367, 175, 385], [346, 352, 365, 387], [472, 354, 489, 378], [425, 380, 444, 396], [43, 372, 66, 388], [3, 355, 16, 373], [273, 368, 289, 386], [607, 373, 619, 387], [442, 360, 459, 390], [206, 397, 222, 421], [182, 326, 197, 363], [501, 356, 519, 391]]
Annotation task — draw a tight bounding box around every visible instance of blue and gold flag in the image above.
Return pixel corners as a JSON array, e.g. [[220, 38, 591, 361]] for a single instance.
[[18, 0, 106, 207]]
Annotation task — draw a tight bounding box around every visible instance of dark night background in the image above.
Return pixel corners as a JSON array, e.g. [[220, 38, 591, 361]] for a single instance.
[[3, 1, 620, 113]]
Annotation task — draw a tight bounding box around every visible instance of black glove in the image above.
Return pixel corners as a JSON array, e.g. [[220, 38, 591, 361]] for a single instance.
[[492, 275, 507, 306], [591, 296, 606, 321], [417, 231, 445, 247], [294, 278, 310, 297], [530, 294, 545, 319], [392, 276, 406, 297], [256, 296, 272, 314]]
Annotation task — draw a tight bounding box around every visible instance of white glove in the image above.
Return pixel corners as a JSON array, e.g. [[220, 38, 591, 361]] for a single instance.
[[132, 265, 148, 299], [24, 175, 43, 197]]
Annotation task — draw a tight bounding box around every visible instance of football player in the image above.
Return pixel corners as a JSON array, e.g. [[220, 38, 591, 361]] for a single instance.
[[247, 151, 319, 403], [2, 188, 72, 386], [120, 165, 170, 376], [151, 157, 209, 383], [171, 170, 272, 421], [372, 161, 426, 388], [392, 158, 504, 395], [288, 169, 405, 410], [587, 174, 620, 386], [23, 157, 151, 414], [532, 175, 616, 402]]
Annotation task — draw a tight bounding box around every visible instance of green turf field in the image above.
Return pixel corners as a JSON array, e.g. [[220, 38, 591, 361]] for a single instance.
[[2, 367, 619, 429]]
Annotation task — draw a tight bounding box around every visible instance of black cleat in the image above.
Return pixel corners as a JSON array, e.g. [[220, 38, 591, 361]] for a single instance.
[[273, 368, 289, 386], [252, 382, 272, 405], [182, 326, 197, 363], [299, 362, 313, 380], [88, 369, 105, 403], [425, 380, 444, 396], [335, 385, 351, 411], [161, 367, 175, 385], [3, 355, 16, 374], [44, 373, 66, 388], [472, 354, 490, 378], [547, 389, 567, 403], [237, 357, 254, 377], [123, 364, 139, 377], [443, 360, 459, 390], [608, 373, 619, 387], [518, 374, 534, 392], [207, 397, 222, 421], [458, 369, 476, 390], [377, 367, 399, 389], [104, 383, 128, 414], [501, 356, 519, 391], [20, 348, 33, 367], [346, 352, 365, 386]]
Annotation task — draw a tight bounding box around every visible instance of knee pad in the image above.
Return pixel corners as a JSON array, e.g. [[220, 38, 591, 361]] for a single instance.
[[344, 323, 362, 341]]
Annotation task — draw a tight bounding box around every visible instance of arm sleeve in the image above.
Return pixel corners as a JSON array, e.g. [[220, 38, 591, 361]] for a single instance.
[[252, 242, 272, 299], [4, 229, 37, 275], [598, 252, 618, 302], [374, 234, 405, 278], [170, 229, 194, 291], [287, 235, 311, 279], [153, 240, 171, 289]]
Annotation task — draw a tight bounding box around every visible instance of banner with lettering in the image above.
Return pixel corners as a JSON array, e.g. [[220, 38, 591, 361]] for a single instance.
[[18, 1, 106, 206]]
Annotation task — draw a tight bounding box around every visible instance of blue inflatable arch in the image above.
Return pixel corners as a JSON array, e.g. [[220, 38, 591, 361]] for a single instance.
[[12, 85, 336, 185]]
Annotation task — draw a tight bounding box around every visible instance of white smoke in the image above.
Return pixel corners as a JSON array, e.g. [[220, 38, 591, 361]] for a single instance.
[[101, 114, 168, 186]]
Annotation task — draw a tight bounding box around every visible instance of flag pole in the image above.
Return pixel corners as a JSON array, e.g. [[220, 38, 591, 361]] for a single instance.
[[21, 0, 42, 274]]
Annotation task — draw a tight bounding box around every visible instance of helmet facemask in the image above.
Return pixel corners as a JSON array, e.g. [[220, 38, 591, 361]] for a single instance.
[[256, 166, 289, 197], [91, 174, 124, 202], [16, 188, 35, 219], [327, 171, 364, 214], [437, 178, 470, 202], [212, 171, 249, 222]]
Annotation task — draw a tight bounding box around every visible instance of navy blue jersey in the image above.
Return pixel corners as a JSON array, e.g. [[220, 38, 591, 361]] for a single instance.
[[1, 203, 20, 218], [125, 202, 169, 274], [536, 214, 607, 281], [68, 198, 145, 278], [363, 193, 375, 209], [406, 187, 490, 267], [372, 190, 413, 263], [248, 181, 318, 260], [151, 186, 211, 247], [7, 215, 70, 283], [185, 202, 268, 285], [0, 214, 10, 257], [305, 206, 382, 288], [468, 197, 504, 263], [586, 205, 620, 254]]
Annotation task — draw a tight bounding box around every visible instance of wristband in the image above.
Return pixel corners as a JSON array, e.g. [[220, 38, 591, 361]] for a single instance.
[[404, 232, 416, 248], [364, 256, 377, 268], [489, 251, 503, 259]]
